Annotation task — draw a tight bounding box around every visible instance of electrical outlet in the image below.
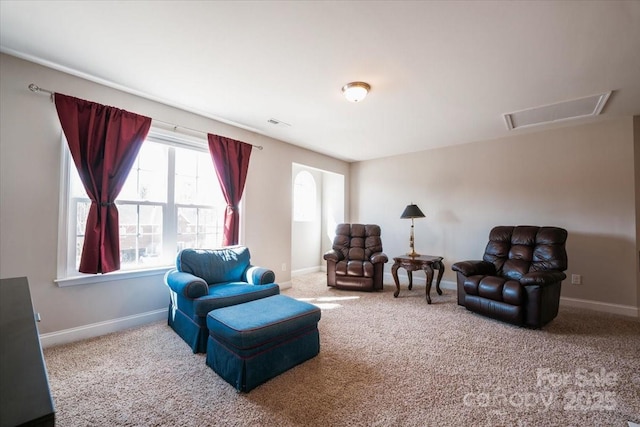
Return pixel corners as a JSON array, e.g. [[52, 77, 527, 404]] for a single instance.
[[281, 263, 287, 271], [571, 274, 582, 285]]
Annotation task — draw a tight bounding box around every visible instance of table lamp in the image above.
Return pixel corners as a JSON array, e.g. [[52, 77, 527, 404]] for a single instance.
[[400, 204, 425, 257]]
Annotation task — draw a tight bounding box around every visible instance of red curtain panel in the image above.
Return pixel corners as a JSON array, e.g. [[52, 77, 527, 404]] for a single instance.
[[55, 93, 151, 274], [207, 134, 252, 246]]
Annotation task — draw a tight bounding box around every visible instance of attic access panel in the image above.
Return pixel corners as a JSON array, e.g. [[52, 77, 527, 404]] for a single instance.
[[503, 92, 611, 130]]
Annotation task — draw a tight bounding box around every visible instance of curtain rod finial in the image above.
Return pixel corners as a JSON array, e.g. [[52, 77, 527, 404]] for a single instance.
[[28, 83, 54, 101]]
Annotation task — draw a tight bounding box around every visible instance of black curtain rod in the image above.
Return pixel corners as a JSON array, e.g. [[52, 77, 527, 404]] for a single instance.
[[28, 83, 264, 150]]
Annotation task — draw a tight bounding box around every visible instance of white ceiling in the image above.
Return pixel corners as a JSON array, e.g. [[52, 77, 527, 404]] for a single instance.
[[1, 1, 639, 162]]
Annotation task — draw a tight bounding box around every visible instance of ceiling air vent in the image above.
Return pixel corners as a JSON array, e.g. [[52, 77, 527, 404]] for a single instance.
[[267, 118, 291, 127], [503, 92, 611, 130]]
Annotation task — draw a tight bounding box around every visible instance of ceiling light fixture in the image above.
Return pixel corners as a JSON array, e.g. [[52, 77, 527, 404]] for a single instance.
[[342, 81, 371, 102]]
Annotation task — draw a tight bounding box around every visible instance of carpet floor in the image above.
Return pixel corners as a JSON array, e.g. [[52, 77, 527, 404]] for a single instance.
[[43, 272, 640, 426]]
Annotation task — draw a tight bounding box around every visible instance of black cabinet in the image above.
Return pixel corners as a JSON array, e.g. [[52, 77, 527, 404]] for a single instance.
[[0, 277, 55, 427]]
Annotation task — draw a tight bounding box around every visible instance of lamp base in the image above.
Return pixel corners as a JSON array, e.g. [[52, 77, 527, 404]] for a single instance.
[[406, 250, 420, 257]]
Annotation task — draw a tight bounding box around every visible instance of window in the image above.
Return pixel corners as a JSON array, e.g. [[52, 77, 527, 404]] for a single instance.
[[293, 170, 316, 222], [60, 130, 227, 279]]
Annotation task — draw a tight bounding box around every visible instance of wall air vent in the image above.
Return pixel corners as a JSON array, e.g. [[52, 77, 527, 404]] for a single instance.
[[503, 92, 611, 130]]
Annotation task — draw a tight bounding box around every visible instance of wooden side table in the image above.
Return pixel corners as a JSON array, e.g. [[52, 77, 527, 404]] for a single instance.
[[391, 255, 445, 304]]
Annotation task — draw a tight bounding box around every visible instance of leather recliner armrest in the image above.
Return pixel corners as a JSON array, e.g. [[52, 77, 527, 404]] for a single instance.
[[451, 260, 496, 277], [323, 250, 343, 262], [370, 252, 388, 264], [164, 269, 208, 299], [244, 265, 276, 285], [519, 271, 567, 286]]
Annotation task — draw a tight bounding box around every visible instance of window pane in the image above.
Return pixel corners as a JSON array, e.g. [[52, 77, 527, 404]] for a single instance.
[[119, 143, 168, 202], [175, 148, 221, 205], [118, 204, 138, 266], [118, 203, 164, 268], [175, 149, 198, 177], [73, 200, 90, 270], [198, 208, 221, 248], [138, 169, 166, 201], [70, 165, 87, 198], [138, 142, 166, 171], [75, 236, 84, 269], [138, 205, 163, 265], [76, 200, 90, 235], [294, 171, 316, 221], [118, 169, 138, 201], [196, 154, 218, 205], [175, 175, 197, 204], [177, 207, 221, 249], [177, 207, 197, 251], [138, 143, 167, 202]]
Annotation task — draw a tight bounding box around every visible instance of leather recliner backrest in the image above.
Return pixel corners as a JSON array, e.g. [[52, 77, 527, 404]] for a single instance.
[[332, 223, 383, 261], [483, 226, 568, 280]]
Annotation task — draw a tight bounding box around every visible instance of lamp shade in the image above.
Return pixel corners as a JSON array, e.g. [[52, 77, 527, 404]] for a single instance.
[[400, 204, 425, 219]]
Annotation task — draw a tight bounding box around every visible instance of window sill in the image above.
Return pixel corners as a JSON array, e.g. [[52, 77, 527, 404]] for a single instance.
[[55, 266, 173, 287]]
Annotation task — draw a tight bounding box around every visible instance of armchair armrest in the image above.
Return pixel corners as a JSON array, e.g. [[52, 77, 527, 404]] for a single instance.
[[164, 269, 208, 299], [451, 260, 496, 277], [244, 265, 276, 285], [323, 250, 343, 262], [370, 252, 388, 264], [520, 271, 567, 286]]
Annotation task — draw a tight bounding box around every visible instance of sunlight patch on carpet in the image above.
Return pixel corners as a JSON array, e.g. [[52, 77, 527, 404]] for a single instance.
[[296, 295, 360, 310]]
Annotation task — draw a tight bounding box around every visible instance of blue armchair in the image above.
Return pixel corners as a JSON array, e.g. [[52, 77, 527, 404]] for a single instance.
[[165, 246, 279, 353]]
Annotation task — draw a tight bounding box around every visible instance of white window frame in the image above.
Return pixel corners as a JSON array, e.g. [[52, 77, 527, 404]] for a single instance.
[[55, 128, 236, 287]]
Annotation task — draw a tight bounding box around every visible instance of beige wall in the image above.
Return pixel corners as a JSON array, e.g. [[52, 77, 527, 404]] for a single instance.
[[0, 53, 349, 335], [1, 51, 637, 344], [351, 117, 638, 311]]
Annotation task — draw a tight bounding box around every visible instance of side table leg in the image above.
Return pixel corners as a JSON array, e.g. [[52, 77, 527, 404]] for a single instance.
[[435, 261, 444, 295], [424, 265, 434, 304], [392, 262, 401, 298], [407, 271, 413, 290]]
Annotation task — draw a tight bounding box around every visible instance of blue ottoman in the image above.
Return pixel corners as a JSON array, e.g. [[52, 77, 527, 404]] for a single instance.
[[206, 294, 321, 392]]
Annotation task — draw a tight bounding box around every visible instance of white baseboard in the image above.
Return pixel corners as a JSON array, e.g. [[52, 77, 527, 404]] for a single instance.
[[384, 272, 638, 318], [40, 278, 296, 348], [560, 296, 639, 318], [383, 272, 456, 291], [437, 280, 457, 290], [291, 266, 322, 277], [39, 308, 166, 349], [39, 280, 637, 349], [279, 280, 292, 290]]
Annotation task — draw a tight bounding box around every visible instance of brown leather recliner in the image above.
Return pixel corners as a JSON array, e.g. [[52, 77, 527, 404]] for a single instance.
[[324, 223, 388, 291], [451, 226, 568, 328]]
